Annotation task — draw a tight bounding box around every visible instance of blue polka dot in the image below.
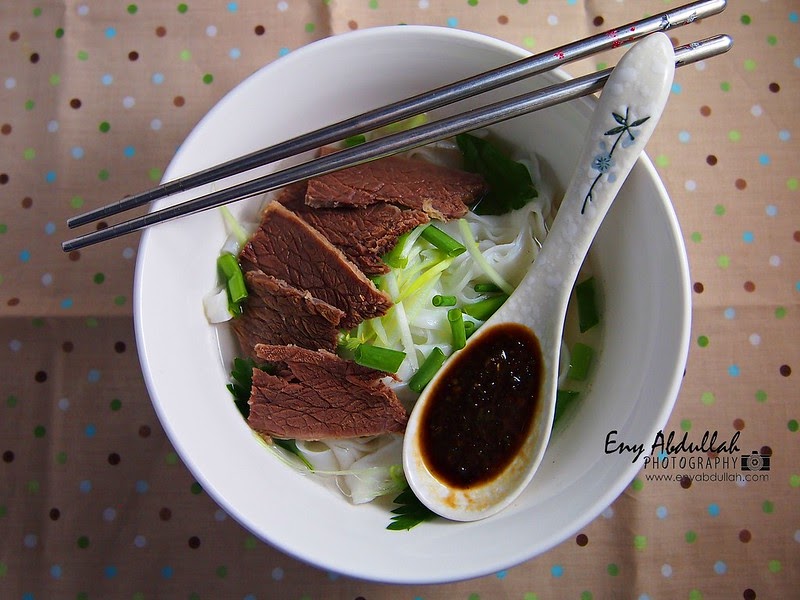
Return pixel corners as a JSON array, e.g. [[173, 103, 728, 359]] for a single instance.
[[45, 222, 56, 235], [708, 503, 720, 516], [243, 595, 256, 600], [152, 72, 165, 84], [227, 1, 238, 11], [678, 130, 691, 143], [551, 564, 564, 577], [45, 170, 56, 183], [60, 298, 73, 309], [795, 280, 800, 292], [724, 307, 736, 320], [728, 364, 740, 377], [671, 82, 683, 94], [104, 565, 118, 579], [795, 57, 800, 69], [79, 480, 92, 493], [714, 560, 727, 574], [278, 47, 290, 57], [101, 73, 113, 86], [496, 570, 508, 579], [105, 27, 116, 38], [71, 146, 84, 159], [790, 11, 798, 23], [567, 0, 577, 5], [85, 424, 96, 438], [656, 506, 668, 519], [135, 480, 149, 493], [123, 145, 136, 158], [22, 593, 35, 600], [326, 571, 340, 581], [742, 231, 754, 243], [161, 566, 173, 579], [88, 369, 101, 383], [658, 450, 668, 460], [229, 48, 241, 59], [446, 17, 459, 27], [19, 249, 31, 262], [50, 564, 62, 579], [638, 595, 652, 600], [765, 204, 778, 216], [758, 153, 770, 165], [779, 129, 791, 141]]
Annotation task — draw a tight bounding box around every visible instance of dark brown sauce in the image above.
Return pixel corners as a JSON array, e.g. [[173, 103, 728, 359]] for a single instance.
[[419, 322, 543, 489]]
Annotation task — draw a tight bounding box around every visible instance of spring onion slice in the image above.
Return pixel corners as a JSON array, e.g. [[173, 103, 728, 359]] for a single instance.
[[354, 344, 406, 373], [447, 308, 467, 350], [575, 276, 600, 333], [567, 342, 593, 381], [408, 347, 447, 393], [420, 224, 466, 257], [463, 294, 508, 322], [219, 206, 250, 249], [383, 272, 417, 370], [431, 294, 457, 307], [457, 219, 514, 295]]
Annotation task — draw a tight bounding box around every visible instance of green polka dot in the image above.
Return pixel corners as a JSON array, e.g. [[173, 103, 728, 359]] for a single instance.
[[714, 204, 725, 216], [127, 4, 138, 14], [467, 594, 480, 600], [0, 505, 6, 518], [25, 99, 35, 110], [580, 593, 592, 600], [634, 535, 647, 550], [0, 562, 7, 577], [215, 565, 227, 578], [720, 81, 730, 92], [767, 35, 777, 46], [110, 398, 122, 411], [787, 177, 799, 191], [518, 0, 529, 4], [27, 480, 40, 494], [23, 148, 36, 160], [468, 0, 478, 5], [148, 167, 163, 182], [55, 27, 64, 38], [0, 224, 7, 234], [740, 14, 751, 25], [32, 318, 45, 327], [717, 255, 730, 268], [523, 36, 535, 48], [77, 50, 89, 61], [690, 231, 702, 243], [681, 419, 692, 432], [99, 121, 110, 133], [775, 306, 786, 319], [34, 425, 46, 438], [768, 559, 782, 573], [697, 335, 709, 347], [132, 593, 145, 600], [93, 273, 105, 284], [368, 0, 378, 8], [743, 59, 756, 71], [165, 452, 179, 465], [77, 535, 90, 548], [33, 7, 43, 16], [755, 389, 767, 403], [202, 73, 214, 84], [49, 74, 61, 86], [688, 590, 703, 600], [180, 49, 192, 61], [304, 22, 316, 33], [631, 478, 644, 492], [114, 295, 127, 306], [178, 3, 189, 13], [6, 395, 17, 407], [607, 563, 619, 576], [70, 196, 84, 209], [85, 317, 99, 328], [788, 419, 798, 432], [701, 391, 715, 406], [655, 154, 670, 167], [762, 500, 774, 514], [98, 169, 110, 181], [188, 594, 199, 600], [728, 130, 741, 142], [685, 530, 697, 543], [244, 536, 258, 550], [56, 451, 67, 465], [789, 474, 800, 488], [76, 593, 88, 600], [190, 482, 203, 495]]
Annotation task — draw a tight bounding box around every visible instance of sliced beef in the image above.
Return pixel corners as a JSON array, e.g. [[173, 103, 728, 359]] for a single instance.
[[248, 344, 407, 440], [277, 181, 430, 276], [239, 202, 392, 329], [304, 155, 487, 220], [230, 270, 345, 357]]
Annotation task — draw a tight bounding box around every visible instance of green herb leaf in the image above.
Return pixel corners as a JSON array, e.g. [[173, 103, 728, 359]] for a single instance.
[[226, 357, 274, 418], [456, 133, 538, 215], [273, 438, 314, 470], [387, 486, 437, 531]]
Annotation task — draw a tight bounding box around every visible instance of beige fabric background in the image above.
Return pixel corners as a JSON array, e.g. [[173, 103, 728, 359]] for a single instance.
[[1, 1, 797, 598]]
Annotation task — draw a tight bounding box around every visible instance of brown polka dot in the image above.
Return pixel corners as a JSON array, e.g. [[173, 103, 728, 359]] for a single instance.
[[2, 450, 14, 463], [738, 529, 751, 543], [1, 123, 11, 135], [128, 51, 139, 61], [29, 53, 40, 64], [254, 25, 265, 35], [7, 298, 20, 307], [348, 20, 358, 30], [735, 178, 747, 190], [156, 26, 167, 37], [68, 251, 81, 262], [173, 96, 185, 107], [706, 155, 718, 166], [188, 536, 201, 549], [108, 452, 121, 465], [793, 231, 800, 242], [497, 15, 509, 25], [743, 281, 755, 292], [669, 36, 680, 47], [21, 196, 33, 208], [9, 31, 20, 42], [680, 475, 692, 489], [34, 371, 47, 383], [96, 221, 108, 231], [693, 282, 704, 293], [733, 418, 745, 431], [62, 341, 74, 353], [0, 173, 9, 184], [70, 98, 82, 109], [779, 364, 791, 377], [49, 507, 61, 520], [114, 341, 126, 353], [743, 589, 756, 600], [575, 533, 588, 546], [768, 82, 780, 93], [159, 507, 172, 521], [138, 425, 151, 438], [759, 446, 772, 457], [592, 16, 604, 27], [700, 105, 711, 117]]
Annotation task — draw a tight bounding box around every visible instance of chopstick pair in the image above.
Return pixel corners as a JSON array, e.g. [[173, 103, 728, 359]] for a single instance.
[[62, 0, 731, 252]]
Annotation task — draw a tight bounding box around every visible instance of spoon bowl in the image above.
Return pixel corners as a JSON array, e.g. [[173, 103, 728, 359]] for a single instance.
[[402, 33, 677, 522]]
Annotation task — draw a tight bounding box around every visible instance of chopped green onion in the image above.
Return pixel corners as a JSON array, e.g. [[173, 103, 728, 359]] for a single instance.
[[567, 342, 594, 381], [408, 347, 447, 393], [217, 252, 248, 309], [431, 294, 457, 307], [554, 390, 580, 424], [344, 134, 367, 147], [462, 294, 508, 321], [383, 231, 411, 269], [457, 219, 514, 295], [447, 308, 467, 350], [474, 282, 502, 293], [420, 225, 466, 257], [219, 206, 250, 247], [576, 276, 600, 333], [354, 343, 406, 373], [463, 319, 476, 338]]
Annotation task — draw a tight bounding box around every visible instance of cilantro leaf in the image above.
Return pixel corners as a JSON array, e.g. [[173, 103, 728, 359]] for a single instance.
[[387, 486, 437, 531], [226, 357, 274, 419], [456, 133, 538, 215]]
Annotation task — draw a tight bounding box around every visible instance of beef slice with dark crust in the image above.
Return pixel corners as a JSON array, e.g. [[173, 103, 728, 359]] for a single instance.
[[239, 202, 392, 329], [230, 270, 345, 357], [277, 181, 430, 276], [248, 344, 407, 440], [304, 155, 487, 220]]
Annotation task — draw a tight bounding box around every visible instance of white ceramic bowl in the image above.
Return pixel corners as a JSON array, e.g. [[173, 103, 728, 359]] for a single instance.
[[135, 26, 691, 584]]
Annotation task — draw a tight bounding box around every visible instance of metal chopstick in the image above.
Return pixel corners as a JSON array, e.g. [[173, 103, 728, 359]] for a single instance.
[[61, 35, 732, 253], [65, 0, 727, 231]]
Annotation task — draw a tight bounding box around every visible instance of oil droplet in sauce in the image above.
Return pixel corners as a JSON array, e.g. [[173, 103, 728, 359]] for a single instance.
[[419, 322, 543, 489]]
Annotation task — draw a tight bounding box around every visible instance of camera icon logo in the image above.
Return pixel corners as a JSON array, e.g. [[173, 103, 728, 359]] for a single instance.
[[741, 450, 771, 472]]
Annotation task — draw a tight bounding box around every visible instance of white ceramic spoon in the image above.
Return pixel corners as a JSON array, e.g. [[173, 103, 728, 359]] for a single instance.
[[402, 33, 676, 522]]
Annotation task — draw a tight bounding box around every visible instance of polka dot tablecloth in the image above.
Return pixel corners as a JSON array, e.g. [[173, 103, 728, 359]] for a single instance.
[[1, 0, 797, 598]]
